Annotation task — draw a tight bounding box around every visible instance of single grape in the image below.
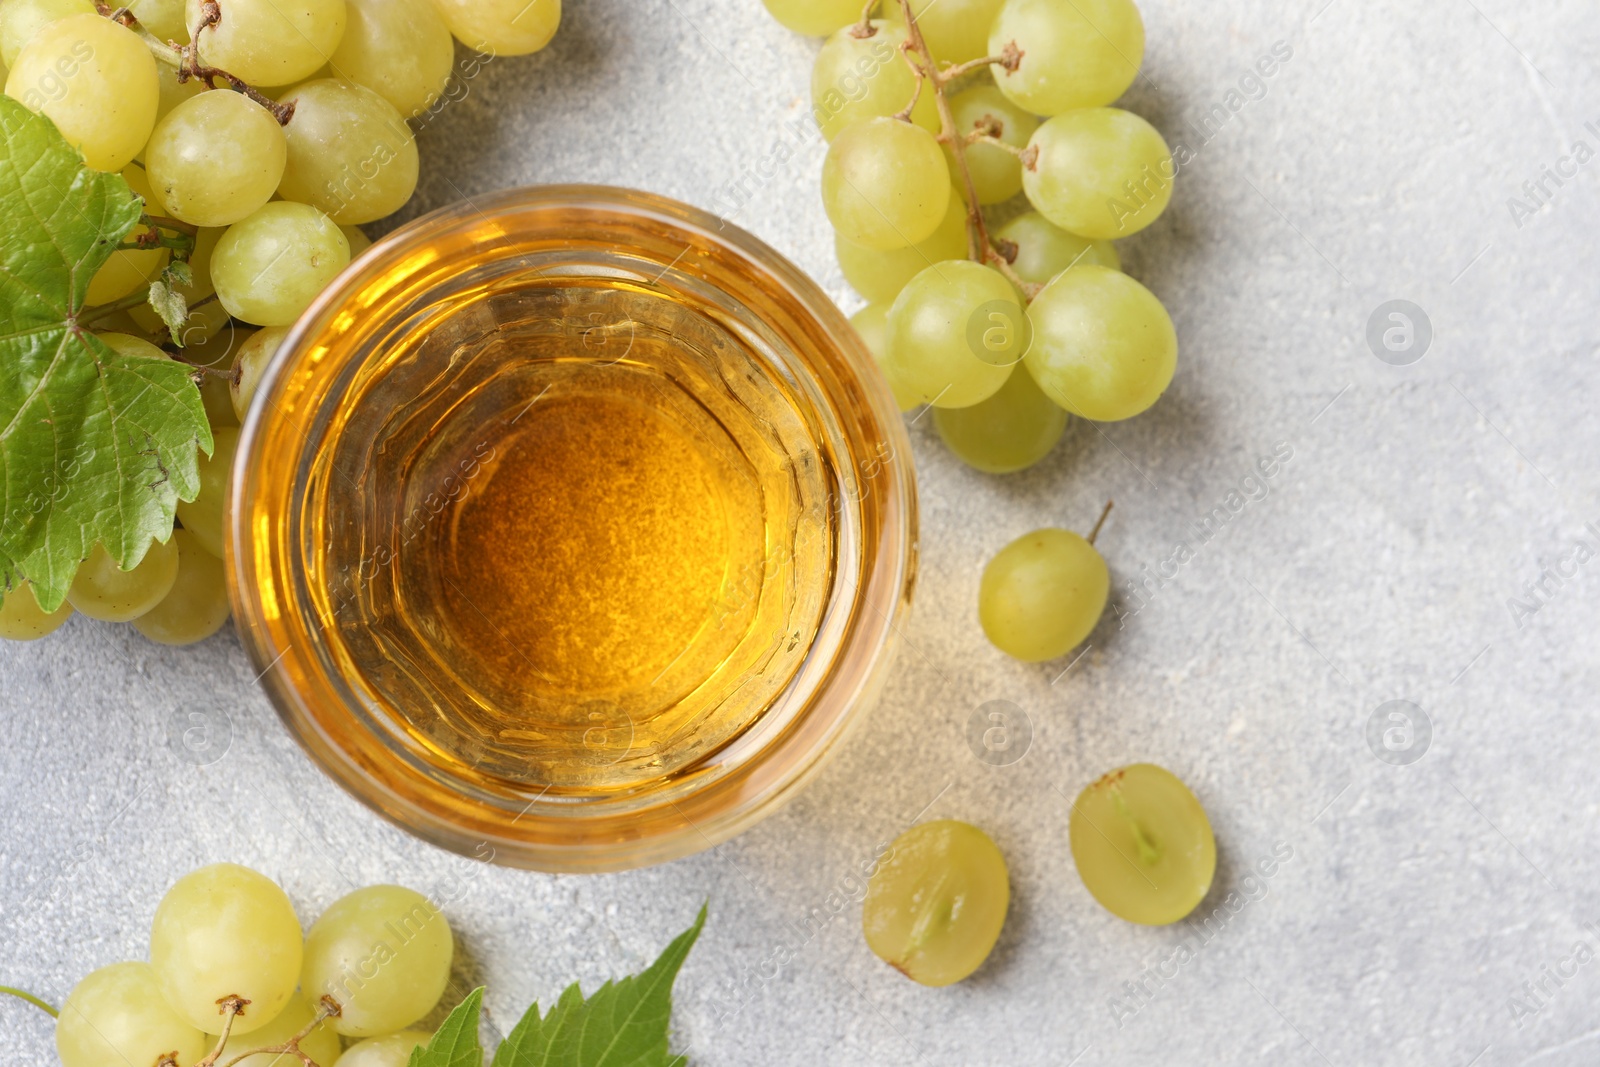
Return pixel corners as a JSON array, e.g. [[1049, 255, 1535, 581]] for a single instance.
[[127, 0, 189, 44], [1023, 107, 1173, 240], [812, 19, 937, 142], [331, 0, 454, 117], [989, 0, 1144, 114], [994, 210, 1119, 285], [1070, 763, 1217, 925], [5, 13, 158, 172], [433, 0, 559, 55], [150, 863, 304, 1035], [276, 78, 418, 225], [822, 117, 950, 251], [176, 425, 239, 558], [945, 84, 1038, 204], [211, 202, 350, 326], [67, 536, 180, 622], [0, 0, 94, 67], [1024, 265, 1175, 421], [884, 260, 1022, 408], [836, 190, 965, 305], [934, 361, 1067, 473], [863, 819, 1010, 986], [301, 884, 454, 1037], [762, 0, 860, 36], [340, 223, 372, 255], [145, 90, 287, 227], [850, 303, 918, 413], [338, 1031, 434, 1067], [231, 325, 289, 421], [907, 0, 1005, 63], [185, 0, 347, 86], [55, 962, 209, 1067], [0, 580, 74, 640], [86, 165, 169, 306], [979, 525, 1107, 660], [131, 529, 231, 645], [213, 992, 341, 1067]]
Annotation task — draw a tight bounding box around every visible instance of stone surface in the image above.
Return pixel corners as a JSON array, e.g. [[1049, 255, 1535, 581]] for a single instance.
[[4, 1, 1600, 1065]]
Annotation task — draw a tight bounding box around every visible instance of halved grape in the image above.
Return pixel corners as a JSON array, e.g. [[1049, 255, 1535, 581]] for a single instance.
[[185, 0, 347, 86], [211, 202, 350, 326], [212, 992, 341, 1067], [146, 90, 287, 227], [231, 325, 290, 421], [884, 260, 1021, 408], [812, 19, 937, 142], [934, 361, 1066, 473], [945, 84, 1038, 205], [132, 529, 231, 645], [836, 189, 966, 304], [276, 79, 418, 225], [1023, 107, 1173, 239], [150, 863, 305, 1035], [1023, 264, 1176, 421], [989, 0, 1144, 114], [55, 962, 209, 1067], [907, 0, 1005, 63], [1070, 763, 1216, 925], [434, 0, 560, 55], [762, 0, 860, 36], [979, 526, 1107, 660], [331, 0, 454, 117], [850, 303, 917, 412], [822, 116, 950, 251], [176, 426, 239, 559], [301, 885, 453, 1036], [68, 537, 180, 622], [338, 1031, 434, 1067], [0, 0, 95, 67], [0, 580, 73, 640], [863, 819, 1010, 986], [994, 210, 1118, 285]]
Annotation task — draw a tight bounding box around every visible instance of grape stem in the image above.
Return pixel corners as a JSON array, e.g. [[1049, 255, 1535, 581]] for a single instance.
[[1087, 500, 1114, 545], [212, 995, 342, 1067], [107, 2, 296, 125], [0, 985, 58, 1017], [850, 0, 879, 38]]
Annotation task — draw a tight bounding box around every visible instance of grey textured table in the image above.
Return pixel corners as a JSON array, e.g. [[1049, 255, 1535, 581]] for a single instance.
[[5, 1, 1600, 1064]]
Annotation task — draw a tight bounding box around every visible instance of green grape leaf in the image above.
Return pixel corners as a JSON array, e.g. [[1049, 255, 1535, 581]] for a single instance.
[[0, 94, 212, 610], [410, 987, 486, 1067], [147, 275, 188, 342], [492, 906, 706, 1067]]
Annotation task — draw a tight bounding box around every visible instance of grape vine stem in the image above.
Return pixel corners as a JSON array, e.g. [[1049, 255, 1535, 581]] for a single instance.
[[1088, 500, 1114, 545], [0, 985, 57, 1017]]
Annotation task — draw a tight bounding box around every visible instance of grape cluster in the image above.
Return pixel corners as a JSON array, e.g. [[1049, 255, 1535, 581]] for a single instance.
[[0, 0, 561, 647], [57, 863, 452, 1067], [765, 0, 1177, 478]]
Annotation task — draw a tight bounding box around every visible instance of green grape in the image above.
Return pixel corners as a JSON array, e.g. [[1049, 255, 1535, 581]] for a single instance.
[[1070, 763, 1217, 925], [213, 992, 342, 1067], [883, 260, 1021, 408], [979, 525, 1107, 660], [211, 202, 350, 326], [127, 0, 188, 44], [0, 0, 94, 67], [907, 0, 1004, 63], [811, 19, 937, 142], [231, 325, 288, 421], [301, 884, 454, 1037], [186, 0, 347, 86], [5, 13, 158, 171], [68, 536, 180, 622], [341, 223, 372, 255], [863, 819, 1009, 987], [989, 0, 1144, 114], [331, 0, 454, 116], [86, 165, 169, 305], [994, 210, 1118, 285], [151, 56, 202, 127], [762, 0, 860, 36], [145, 90, 287, 227], [1023, 107, 1173, 239], [55, 962, 209, 1067], [132, 529, 231, 645], [178, 316, 252, 428], [836, 189, 965, 304], [0, 580, 74, 640], [338, 1031, 433, 1067], [822, 116, 950, 251], [433, 0, 559, 55], [276, 78, 419, 225], [150, 863, 305, 1035], [176, 425, 239, 559], [934, 361, 1066, 473], [945, 84, 1037, 204], [850, 302, 918, 412], [1024, 264, 1175, 421]]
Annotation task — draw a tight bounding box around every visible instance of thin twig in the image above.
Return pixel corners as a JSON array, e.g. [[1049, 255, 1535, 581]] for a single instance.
[[984, 245, 1041, 300], [1088, 500, 1115, 545], [213, 996, 341, 1067], [890, 42, 925, 122], [0, 986, 58, 1017], [850, 0, 878, 37], [965, 132, 1027, 157]]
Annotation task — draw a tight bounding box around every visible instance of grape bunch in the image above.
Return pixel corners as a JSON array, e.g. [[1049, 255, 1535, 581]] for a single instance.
[[764, 0, 1177, 478], [0, 0, 561, 647], [55, 863, 453, 1067]]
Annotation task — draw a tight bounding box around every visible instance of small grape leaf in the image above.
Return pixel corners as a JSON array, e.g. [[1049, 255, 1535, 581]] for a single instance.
[[410, 987, 486, 1067], [147, 275, 188, 343], [0, 94, 211, 610], [492, 905, 706, 1067]]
